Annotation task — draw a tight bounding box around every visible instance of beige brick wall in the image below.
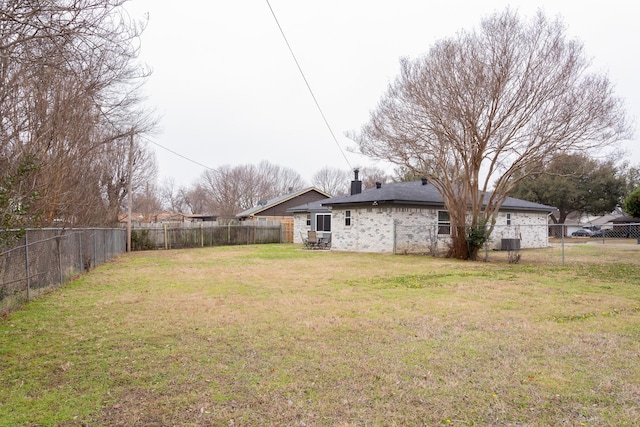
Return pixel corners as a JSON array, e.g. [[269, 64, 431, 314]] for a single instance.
[[331, 207, 550, 253], [293, 207, 550, 253]]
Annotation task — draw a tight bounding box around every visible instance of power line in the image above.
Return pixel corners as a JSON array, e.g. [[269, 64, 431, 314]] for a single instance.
[[143, 137, 216, 172], [265, 0, 353, 170], [141, 3, 354, 176]]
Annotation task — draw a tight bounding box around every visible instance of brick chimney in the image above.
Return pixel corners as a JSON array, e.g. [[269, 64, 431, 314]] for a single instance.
[[350, 169, 362, 195]]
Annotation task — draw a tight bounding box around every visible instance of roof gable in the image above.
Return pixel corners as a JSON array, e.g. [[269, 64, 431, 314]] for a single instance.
[[236, 187, 331, 218]]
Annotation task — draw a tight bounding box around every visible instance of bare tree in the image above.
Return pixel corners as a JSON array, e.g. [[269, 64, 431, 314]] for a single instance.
[[359, 166, 389, 190], [312, 167, 350, 196], [160, 177, 189, 213], [0, 0, 155, 228], [181, 184, 209, 215], [133, 180, 162, 222], [199, 162, 306, 217], [257, 161, 306, 196], [200, 166, 243, 218], [96, 137, 158, 225], [351, 9, 629, 259]]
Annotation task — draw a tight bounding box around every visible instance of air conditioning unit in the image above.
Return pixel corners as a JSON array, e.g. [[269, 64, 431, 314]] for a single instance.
[[501, 238, 521, 251]]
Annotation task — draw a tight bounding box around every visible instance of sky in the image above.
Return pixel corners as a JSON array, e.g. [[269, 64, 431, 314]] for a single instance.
[[124, 0, 640, 188]]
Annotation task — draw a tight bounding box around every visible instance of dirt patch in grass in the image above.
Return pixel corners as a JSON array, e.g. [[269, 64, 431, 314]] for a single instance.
[[2, 244, 640, 425]]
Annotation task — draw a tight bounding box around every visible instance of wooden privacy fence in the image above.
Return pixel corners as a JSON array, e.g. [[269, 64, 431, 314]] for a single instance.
[[131, 222, 283, 250]]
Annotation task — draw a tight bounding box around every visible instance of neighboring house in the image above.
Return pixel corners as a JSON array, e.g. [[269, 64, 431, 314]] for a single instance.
[[187, 214, 218, 222], [119, 212, 218, 226], [611, 215, 640, 238], [313, 179, 555, 254], [560, 211, 623, 236], [236, 187, 331, 243]]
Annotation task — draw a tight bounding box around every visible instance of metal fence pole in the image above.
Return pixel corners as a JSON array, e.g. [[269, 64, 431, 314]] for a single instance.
[[78, 230, 83, 271], [25, 230, 31, 302], [57, 229, 63, 285], [484, 240, 489, 262], [93, 230, 97, 267], [561, 225, 565, 266]]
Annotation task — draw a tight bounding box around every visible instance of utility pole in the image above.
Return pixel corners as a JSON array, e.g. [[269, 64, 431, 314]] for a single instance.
[[127, 132, 134, 252]]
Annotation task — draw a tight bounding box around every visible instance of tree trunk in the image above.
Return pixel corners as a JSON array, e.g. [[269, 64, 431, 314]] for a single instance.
[[449, 226, 469, 260]]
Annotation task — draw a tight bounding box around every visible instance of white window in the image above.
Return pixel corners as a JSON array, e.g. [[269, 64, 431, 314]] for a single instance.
[[506, 213, 512, 226], [345, 210, 352, 227], [438, 211, 451, 235], [306, 213, 311, 227]]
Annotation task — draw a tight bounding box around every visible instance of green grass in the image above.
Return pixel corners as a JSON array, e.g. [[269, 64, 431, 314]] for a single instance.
[[1, 244, 640, 426]]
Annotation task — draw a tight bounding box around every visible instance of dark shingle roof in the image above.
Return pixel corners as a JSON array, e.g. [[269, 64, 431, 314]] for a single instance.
[[321, 180, 555, 213], [286, 199, 330, 213]]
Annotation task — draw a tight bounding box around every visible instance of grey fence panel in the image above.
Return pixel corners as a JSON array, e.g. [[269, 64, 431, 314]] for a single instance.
[[130, 223, 282, 250], [0, 234, 29, 313]]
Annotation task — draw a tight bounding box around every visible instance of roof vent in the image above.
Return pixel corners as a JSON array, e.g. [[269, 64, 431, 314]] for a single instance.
[[257, 199, 268, 206], [375, 182, 382, 189], [421, 178, 428, 185]]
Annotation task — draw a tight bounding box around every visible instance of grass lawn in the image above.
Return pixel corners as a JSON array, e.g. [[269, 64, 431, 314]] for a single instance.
[[1, 243, 640, 426]]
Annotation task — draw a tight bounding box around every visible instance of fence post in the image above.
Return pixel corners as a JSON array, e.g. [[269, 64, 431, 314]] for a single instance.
[[201, 223, 204, 247], [57, 229, 63, 285], [561, 224, 565, 266], [25, 230, 31, 302], [93, 230, 97, 266], [164, 223, 168, 250], [78, 230, 83, 272], [484, 239, 489, 262]]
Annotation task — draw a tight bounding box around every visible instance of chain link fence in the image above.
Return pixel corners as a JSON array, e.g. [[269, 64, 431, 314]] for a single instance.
[[1, 228, 126, 315], [3, 221, 637, 314], [1, 223, 283, 315], [394, 222, 640, 263]]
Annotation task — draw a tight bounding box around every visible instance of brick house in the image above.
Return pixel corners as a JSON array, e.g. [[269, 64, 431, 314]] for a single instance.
[[292, 178, 555, 254]]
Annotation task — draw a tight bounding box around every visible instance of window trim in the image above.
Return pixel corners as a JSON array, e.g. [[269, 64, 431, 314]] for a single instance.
[[345, 210, 352, 227], [315, 213, 331, 232], [437, 210, 451, 235]]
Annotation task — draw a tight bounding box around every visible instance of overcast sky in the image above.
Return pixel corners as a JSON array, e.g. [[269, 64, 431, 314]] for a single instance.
[[124, 0, 639, 188]]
